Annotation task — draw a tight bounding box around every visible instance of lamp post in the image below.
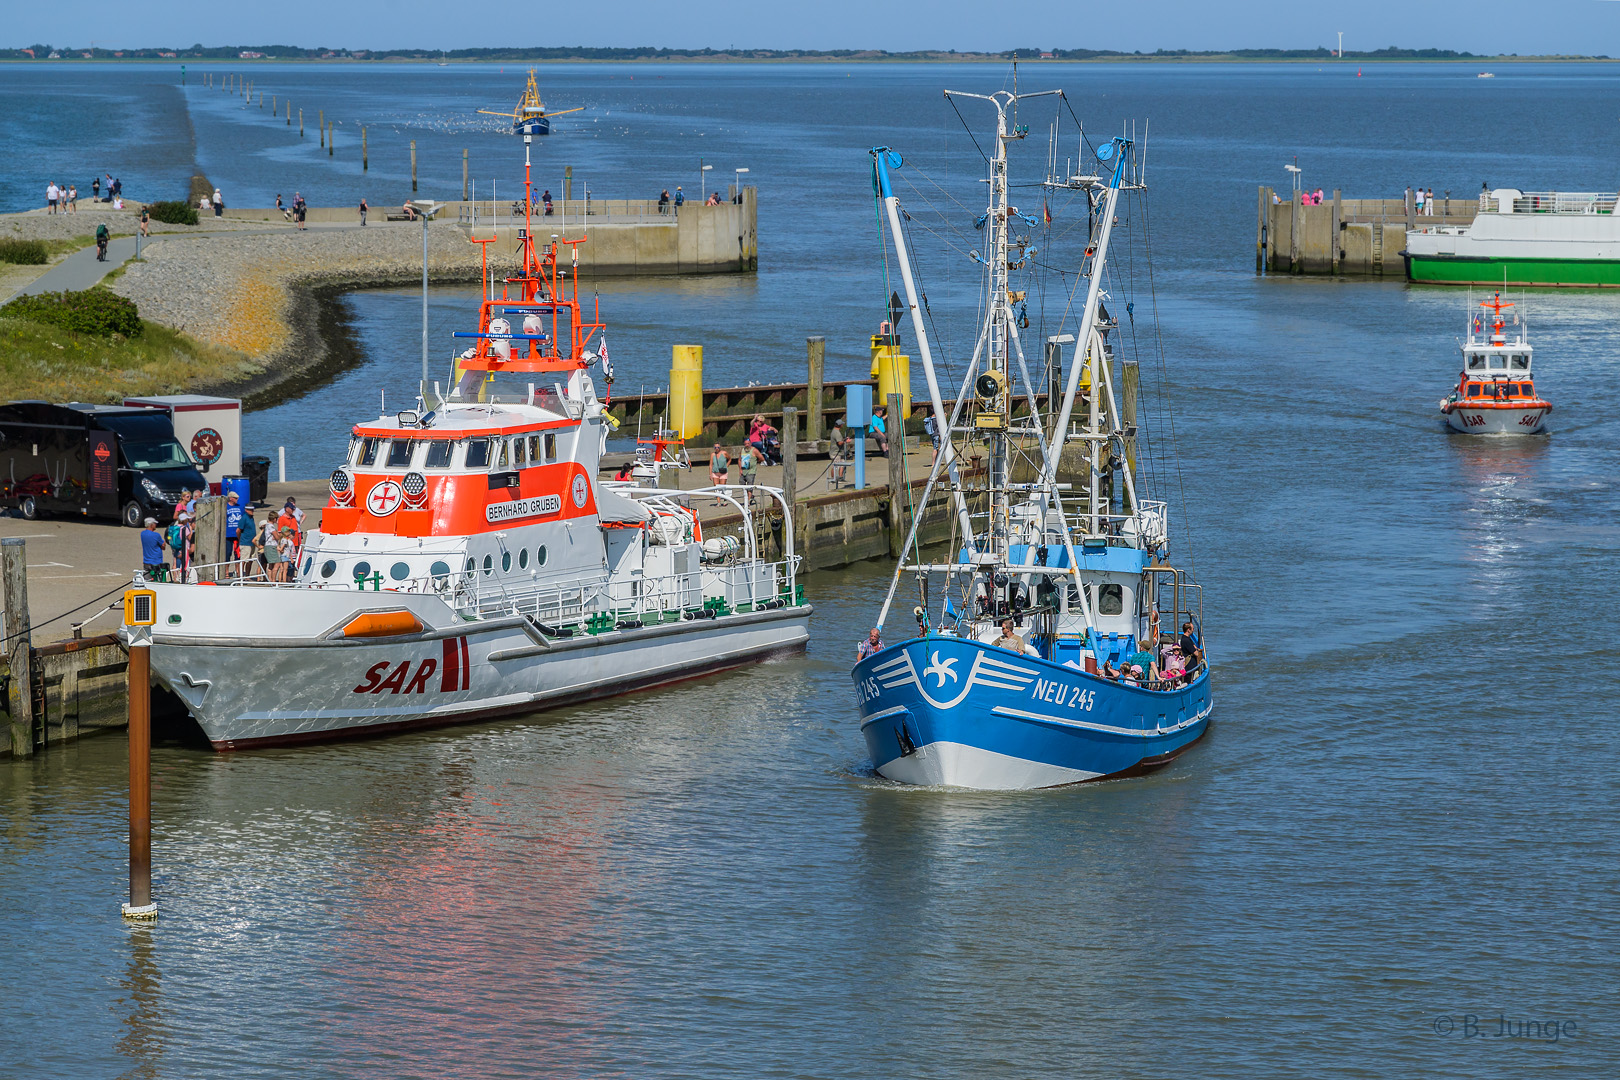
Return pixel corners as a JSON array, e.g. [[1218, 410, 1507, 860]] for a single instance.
[[411, 200, 440, 401], [733, 167, 749, 202], [700, 161, 713, 200]]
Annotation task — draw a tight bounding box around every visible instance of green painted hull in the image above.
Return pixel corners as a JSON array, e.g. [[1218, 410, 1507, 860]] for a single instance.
[[1406, 254, 1620, 287]]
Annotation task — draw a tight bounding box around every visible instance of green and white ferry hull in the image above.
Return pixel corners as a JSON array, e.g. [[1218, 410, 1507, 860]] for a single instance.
[[1404, 188, 1620, 287]]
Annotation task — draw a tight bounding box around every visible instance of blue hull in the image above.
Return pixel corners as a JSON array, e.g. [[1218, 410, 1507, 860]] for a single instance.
[[853, 636, 1212, 789]]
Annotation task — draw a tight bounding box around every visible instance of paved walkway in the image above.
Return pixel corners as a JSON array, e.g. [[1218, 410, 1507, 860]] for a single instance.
[[17, 236, 140, 297]]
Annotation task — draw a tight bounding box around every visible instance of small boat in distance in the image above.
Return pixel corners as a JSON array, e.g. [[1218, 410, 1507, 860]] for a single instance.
[[479, 68, 581, 136], [1439, 292, 1552, 434], [1478, 72, 1496, 78]]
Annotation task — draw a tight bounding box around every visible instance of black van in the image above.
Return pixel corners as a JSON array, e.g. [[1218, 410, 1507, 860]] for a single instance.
[[0, 402, 208, 526]]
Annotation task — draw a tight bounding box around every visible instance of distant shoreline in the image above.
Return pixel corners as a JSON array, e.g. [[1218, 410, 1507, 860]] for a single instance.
[[1, 55, 1614, 66]]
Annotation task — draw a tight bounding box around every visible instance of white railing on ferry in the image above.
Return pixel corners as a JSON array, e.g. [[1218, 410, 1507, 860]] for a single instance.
[[1507, 192, 1617, 215]]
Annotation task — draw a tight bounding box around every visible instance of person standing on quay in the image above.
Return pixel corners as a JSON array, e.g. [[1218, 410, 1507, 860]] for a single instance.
[[294, 192, 307, 231], [139, 205, 150, 237], [212, 188, 223, 217], [46, 181, 58, 214], [92, 175, 101, 201], [359, 197, 368, 226], [673, 186, 684, 214], [67, 184, 77, 212]]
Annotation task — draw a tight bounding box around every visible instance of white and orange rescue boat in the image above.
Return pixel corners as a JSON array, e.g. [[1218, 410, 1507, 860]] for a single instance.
[[1439, 292, 1552, 435]]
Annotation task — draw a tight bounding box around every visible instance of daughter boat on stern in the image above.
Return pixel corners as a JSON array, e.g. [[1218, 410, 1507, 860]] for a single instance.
[[852, 84, 1211, 790], [123, 135, 810, 750]]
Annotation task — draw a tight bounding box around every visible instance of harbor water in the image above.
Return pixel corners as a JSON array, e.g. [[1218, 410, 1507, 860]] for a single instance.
[[4, 63, 1620, 1076]]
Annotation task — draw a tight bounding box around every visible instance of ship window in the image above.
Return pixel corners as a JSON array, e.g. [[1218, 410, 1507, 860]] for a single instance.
[[390, 561, 411, 581], [465, 438, 490, 468], [544, 433, 557, 460], [358, 437, 381, 466], [536, 545, 548, 567], [423, 440, 453, 468], [430, 560, 451, 583], [481, 554, 493, 576], [527, 434, 543, 463], [491, 440, 508, 469], [347, 436, 362, 463], [1487, 355, 1507, 370], [1466, 385, 1483, 397], [1510, 354, 1529, 370], [1097, 583, 1124, 616], [387, 439, 414, 467], [353, 561, 372, 581], [518, 548, 529, 570], [464, 557, 475, 575], [511, 438, 527, 467], [320, 560, 336, 579], [1518, 382, 1533, 395], [1466, 355, 1485, 370]]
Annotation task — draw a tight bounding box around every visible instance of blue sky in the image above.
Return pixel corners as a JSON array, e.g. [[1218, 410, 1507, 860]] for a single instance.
[[7, 0, 1620, 56]]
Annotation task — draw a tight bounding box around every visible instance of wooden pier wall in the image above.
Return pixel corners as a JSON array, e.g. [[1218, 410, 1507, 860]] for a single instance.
[[1256, 186, 1481, 276]]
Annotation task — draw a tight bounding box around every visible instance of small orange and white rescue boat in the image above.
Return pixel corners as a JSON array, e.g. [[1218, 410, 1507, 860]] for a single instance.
[[1439, 292, 1552, 435]]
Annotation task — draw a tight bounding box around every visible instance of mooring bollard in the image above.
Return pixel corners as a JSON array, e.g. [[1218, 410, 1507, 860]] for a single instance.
[[122, 587, 157, 921], [278, 446, 286, 483]]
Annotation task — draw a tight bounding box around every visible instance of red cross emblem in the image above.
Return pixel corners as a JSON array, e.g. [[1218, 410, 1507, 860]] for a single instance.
[[366, 480, 405, 516]]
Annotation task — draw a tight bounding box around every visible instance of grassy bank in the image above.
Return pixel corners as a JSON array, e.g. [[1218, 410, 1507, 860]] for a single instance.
[[0, 312, 259, 403]]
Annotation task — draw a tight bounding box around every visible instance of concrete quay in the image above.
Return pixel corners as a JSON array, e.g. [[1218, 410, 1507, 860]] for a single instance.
[[1256, 186, 1480, 276]]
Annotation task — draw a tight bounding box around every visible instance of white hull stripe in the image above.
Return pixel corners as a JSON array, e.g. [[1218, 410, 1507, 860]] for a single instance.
[[877, 740, 1102, 789], [990, 702, 1212, 739]]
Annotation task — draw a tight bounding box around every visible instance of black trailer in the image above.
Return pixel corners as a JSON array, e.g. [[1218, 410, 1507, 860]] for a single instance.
[[0, 402, 208, 526]]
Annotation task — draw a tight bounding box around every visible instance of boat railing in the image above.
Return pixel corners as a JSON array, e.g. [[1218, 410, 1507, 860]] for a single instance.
[[1506, 191, 1617, 215], [140, 554, 802, 630]]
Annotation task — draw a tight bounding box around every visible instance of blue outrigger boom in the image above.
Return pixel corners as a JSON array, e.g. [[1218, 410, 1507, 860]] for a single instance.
[[854, 86, 1211, 789]]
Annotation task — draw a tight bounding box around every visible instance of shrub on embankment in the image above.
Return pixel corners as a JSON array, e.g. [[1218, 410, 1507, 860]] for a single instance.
[[0, 312, 257, 403], [147, 200, 199, 226], [0, 290, 144, 339], [0, 238, 48, 265]]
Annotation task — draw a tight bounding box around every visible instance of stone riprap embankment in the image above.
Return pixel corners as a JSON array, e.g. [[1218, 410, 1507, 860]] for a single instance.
[[107, 219, 504, 400]]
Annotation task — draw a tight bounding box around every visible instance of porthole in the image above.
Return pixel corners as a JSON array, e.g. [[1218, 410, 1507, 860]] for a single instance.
[[430, 560, 451, 584], [482, 554, 493, 576], [353, 560, 372, 581], [518, 548, 529, 570], [501, 551, 512, 572], [320, 559, 337, 579], [536, 545, 547, 567], [390, 561, 411, 581], [465, 557, 475, 574], [302, 557, 313, 576]]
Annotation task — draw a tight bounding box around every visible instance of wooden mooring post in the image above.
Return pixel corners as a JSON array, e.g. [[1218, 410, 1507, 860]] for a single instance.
[[319, 110, 325, 148], [806, 336, 824, 442], [2, 538, 35, 758], [299, 108, 303, 137], [411, 141, 418, 192], [122, 592, 156, 921], [886, 393, 906, 557], [328, 120, 334, 156], [463, 149, 469, 200], [363, 127, 368, 171]]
